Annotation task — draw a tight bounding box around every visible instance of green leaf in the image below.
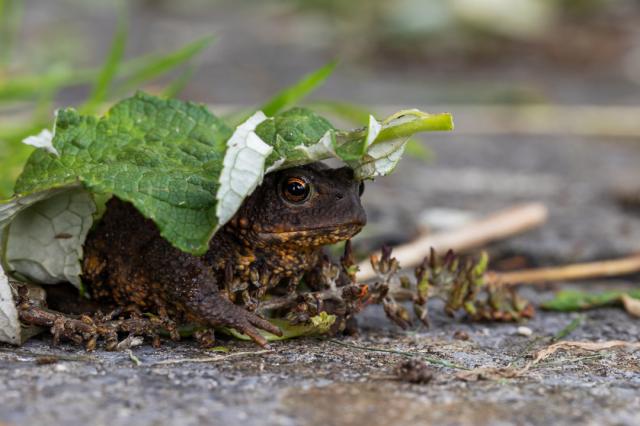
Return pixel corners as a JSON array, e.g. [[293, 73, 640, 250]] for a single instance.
[[542, 289, 640, 312], [259, 61, 337, 117], [225, 312, 337, 342], [255, 107, 336, 168], [336, 109, 453, 178], [9, 93, 453, 264], [307, 101, 434, 162], [14, 92, 232, 255], [375, 110, 454, 143]]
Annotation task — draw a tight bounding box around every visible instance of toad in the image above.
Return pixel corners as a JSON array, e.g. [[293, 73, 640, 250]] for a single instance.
[[17, 163, 366, 347]]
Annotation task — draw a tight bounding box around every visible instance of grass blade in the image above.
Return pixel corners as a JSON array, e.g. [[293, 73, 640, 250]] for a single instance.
[[115, 35, 214, 96], [258, 60, 338, 117], [0, 34, 208, 103], [0, 0, 23, 68], [306, 100, 371, 125], [161, 65, 195, 98], [404, 139, 433, 161], [82, 12, 128, 113]]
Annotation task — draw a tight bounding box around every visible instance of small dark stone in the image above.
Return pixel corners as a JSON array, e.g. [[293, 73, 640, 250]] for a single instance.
[[453, 330, 470, 341], [35, 356, 59, 365], [395, 359, 434, 384]]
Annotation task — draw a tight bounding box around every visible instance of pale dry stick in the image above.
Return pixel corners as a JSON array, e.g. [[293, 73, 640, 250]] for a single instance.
[[487, 254, 640, 287], [357, 203, 549, 281]]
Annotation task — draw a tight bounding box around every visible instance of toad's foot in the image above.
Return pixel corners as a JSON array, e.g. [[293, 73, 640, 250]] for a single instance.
[[194, 295, 282, 347], [16, 286, 164, 351]]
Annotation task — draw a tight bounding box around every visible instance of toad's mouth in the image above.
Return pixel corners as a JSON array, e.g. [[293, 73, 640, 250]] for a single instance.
[[257, 222, 365, 242]]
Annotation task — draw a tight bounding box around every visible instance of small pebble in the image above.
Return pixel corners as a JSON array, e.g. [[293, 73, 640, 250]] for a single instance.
[[35, 356, 59, 365], [453, 330, 470, 341], [517, 326, 533, 336], [54, 363, 69, 372]]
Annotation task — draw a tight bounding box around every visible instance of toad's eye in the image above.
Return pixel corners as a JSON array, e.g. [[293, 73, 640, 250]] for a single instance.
[[281, 176, 311, 203]]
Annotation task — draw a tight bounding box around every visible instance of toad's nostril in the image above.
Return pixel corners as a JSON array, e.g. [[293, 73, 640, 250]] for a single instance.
[[335, 192, 344, 200]]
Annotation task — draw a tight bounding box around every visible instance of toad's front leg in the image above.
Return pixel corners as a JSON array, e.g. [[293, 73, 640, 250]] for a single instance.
[[142, 235, 283, 347]]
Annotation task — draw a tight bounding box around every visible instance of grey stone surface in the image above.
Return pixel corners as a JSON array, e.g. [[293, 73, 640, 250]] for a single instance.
[[1, 303, 639, 426], [1, 131, 640, 426]]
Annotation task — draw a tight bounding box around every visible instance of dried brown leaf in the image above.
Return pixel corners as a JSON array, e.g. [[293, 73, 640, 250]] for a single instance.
[[460, 340, 640, 381], [532, 340, 640, 365], [621, 294, 640, 318]]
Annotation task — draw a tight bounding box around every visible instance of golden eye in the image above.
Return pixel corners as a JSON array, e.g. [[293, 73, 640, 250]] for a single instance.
[[281, 176, 311, 203]]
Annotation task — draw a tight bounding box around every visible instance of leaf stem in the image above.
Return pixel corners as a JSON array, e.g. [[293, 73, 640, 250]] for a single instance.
[[374, 112, 454, 144]]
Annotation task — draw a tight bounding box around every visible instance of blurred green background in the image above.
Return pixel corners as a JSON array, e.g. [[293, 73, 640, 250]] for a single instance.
[[2, 0, 640, 198]]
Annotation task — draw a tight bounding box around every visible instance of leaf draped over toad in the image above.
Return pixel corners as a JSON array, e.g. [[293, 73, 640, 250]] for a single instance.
[[0, 92, 452, 297]]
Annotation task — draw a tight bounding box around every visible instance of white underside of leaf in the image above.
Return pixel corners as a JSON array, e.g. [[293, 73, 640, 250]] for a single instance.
[[365, 115, 382, 147], [215, 111, 272, 228], [355, 138, 408, 179], [22, 128, 58, 156], [267, 130, 337, 173], [265, 157, 286, 174], [350, 115, 409, 179], [0, 262, 20, 345], [1, 186, 95, 288], [292, 130, 336, 163]]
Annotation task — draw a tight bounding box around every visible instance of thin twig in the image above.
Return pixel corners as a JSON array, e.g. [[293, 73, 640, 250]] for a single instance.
[[530, 353, 607, 369], [327, 339, 469, 370], [357, 203, 548, 281], [487, 254, 640, 287], [151, 349, 272, 366], [551, 315, 585, 342]]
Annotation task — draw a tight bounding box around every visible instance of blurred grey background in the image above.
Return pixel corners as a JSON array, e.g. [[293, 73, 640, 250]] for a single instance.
[[11, 0, 640, 105]]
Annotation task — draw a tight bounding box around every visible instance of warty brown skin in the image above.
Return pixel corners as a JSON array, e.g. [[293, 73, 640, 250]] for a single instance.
[[81, 163, 366, 346]]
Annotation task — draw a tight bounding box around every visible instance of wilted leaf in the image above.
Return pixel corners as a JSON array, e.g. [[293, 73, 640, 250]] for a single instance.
[[0, 263, 20, 345], [532, 340, 640, 365], [3, 188, 96, 287]]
